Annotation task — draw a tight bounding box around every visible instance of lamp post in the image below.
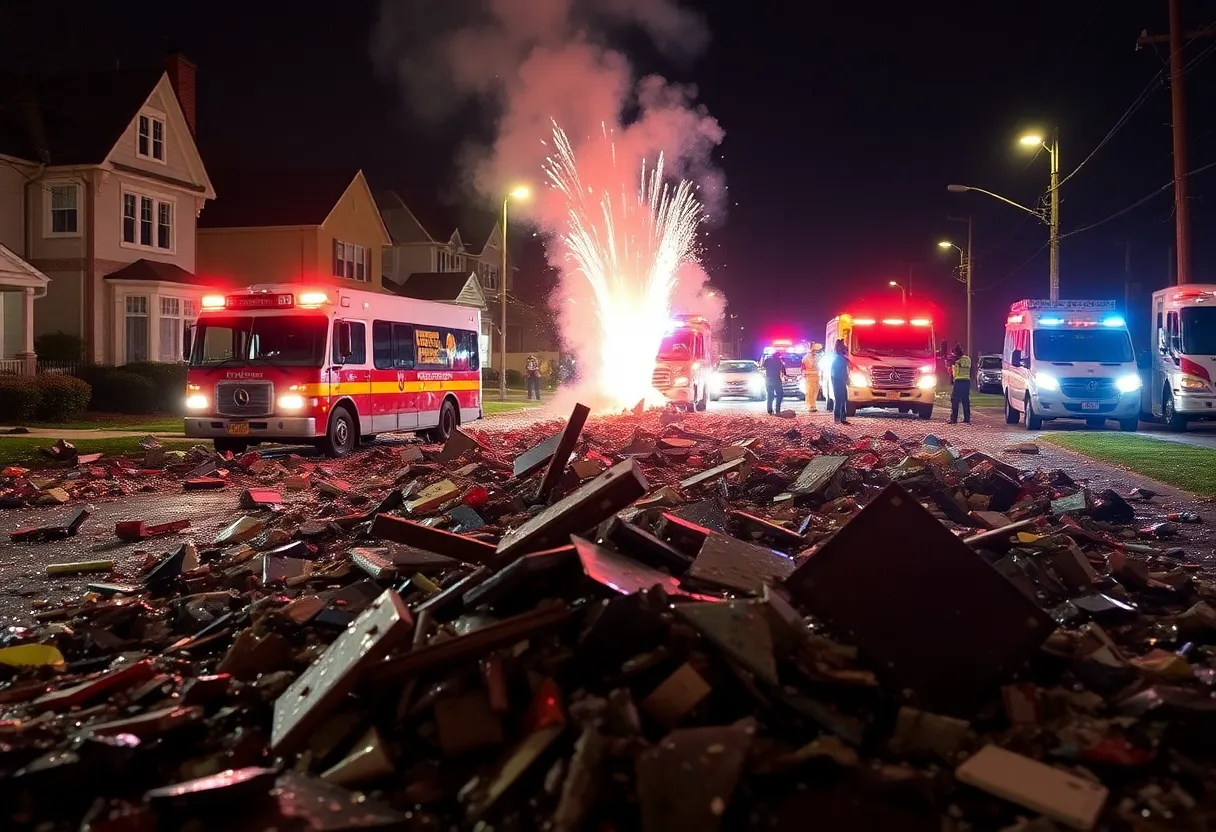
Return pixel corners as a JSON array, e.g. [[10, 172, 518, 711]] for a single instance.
[[938, 230, 973, 358], [500, 186, 530, 403], [1018, 131, 1059, 301], [888, 280, 906, 306]]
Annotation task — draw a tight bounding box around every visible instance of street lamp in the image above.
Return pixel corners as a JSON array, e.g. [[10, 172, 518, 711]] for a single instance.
[[938, 229, 973, 358], [888, 280, 906, 305], [1018, 130, 1060, 302], [500, 185, 531, 403]]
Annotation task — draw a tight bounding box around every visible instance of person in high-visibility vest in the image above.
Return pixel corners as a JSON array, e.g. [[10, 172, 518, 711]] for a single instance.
[[948, 344, 972, 424], [802, 343, 823, 412]]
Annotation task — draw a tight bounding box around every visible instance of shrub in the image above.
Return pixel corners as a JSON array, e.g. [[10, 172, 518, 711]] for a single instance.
[[481, 367, 500, 386], [0, 375, 42, 422], [86, 370, 159, 415], [35, 374, 91, 421], [123, 362, 187, 413], [34, 331, 85, 362], [505, 369, 524, 388]]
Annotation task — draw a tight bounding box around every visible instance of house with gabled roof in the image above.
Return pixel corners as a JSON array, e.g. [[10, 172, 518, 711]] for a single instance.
[[197, 169, 391, 295], [0, 54, 216, 368]]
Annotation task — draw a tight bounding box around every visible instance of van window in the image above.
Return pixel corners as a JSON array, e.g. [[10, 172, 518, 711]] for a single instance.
[[1181, 307, 1216, 355], [333, 321, 366, 365], [1032, 329, 1134, 363]]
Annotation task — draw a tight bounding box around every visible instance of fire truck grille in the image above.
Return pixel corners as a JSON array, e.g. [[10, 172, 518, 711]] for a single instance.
[[652, 368, 672, 389], [869, 366, 917, 389], [216, 381, 274, 417], [1060, 378, 1117, 399]]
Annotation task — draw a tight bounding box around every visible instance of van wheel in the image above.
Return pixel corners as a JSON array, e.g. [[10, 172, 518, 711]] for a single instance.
[[1004, 391, 1020, 424], [425, 399, 459, 443], [1024, 397, 1042, 431], [694, 388, 708, 411], [320, 406, 357, 457], [1164, 391, 1188, 432]]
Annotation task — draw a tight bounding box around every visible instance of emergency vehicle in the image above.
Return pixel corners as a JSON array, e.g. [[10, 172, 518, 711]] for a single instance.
[[1001, 299, 1139, 432], [822, 313, 938, 419], [183, 284, 482, 457], [1143, 285, 1216, 431], [759, 339, 811, 400], [652, 315, 714, 410]]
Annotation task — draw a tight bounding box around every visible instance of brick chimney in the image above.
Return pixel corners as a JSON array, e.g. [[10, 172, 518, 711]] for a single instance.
[[164, 53, 197, 136]]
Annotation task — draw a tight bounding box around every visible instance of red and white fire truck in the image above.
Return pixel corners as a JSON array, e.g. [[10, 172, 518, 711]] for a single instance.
[[1143, 285, 1216, 431], [183, 284, 482, 456], [652, 314, 715, 410]]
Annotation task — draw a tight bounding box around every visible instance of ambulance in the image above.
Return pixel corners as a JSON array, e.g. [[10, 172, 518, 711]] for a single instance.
[[651, 315, 714, 410], [1143, 285, 1216, 431], [1001, 299, 1139, 432], [822, 312, 938, 419], [183, 284, 482, 456]]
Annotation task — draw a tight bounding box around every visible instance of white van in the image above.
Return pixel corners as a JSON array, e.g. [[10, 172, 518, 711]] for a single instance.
[[1002, 299, 1140, 432], [1142, 285, 1216, 431]]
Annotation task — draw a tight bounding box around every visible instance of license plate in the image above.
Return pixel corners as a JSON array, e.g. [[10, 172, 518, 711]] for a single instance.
[[1081, 402, 1100, 411], [227, 422, 250, 436]]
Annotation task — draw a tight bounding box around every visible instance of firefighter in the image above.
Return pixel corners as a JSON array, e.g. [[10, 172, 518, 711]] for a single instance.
[[830, 339, 850, 424], [762, 349, 787, 415], [802, 343, 823, 412], [525, 354, 542, 400], [948, 344, 971, 424]]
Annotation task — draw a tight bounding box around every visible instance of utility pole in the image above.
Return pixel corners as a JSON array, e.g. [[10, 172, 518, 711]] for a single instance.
[[1137, 3, 1215, 285], [1123, 242, 1132, 316], [948, 215, 973, 358], [1048, 129, 1060, 300]]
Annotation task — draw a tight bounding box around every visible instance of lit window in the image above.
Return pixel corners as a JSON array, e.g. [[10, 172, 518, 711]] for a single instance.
[[48, 184, 78, 234], [158, 297, 194, 362]]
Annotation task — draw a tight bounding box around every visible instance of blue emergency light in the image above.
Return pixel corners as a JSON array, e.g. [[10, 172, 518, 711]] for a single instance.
[[1039, 317, 1064, 325], [1102, 316, 1125, 327]]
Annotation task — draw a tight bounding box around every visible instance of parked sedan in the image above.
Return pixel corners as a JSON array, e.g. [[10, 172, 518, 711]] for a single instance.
[[977, 354, 1003, 394], [709, 359, 765, 401]]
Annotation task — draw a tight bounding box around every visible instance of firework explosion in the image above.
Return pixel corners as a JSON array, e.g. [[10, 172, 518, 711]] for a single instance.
[[544, 122, 706, 412]]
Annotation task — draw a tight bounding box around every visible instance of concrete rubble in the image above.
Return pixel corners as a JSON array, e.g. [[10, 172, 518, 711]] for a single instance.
[[1, 408, 1215, 830]]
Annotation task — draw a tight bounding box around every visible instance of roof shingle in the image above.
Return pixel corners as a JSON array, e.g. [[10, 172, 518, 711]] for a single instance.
[[198, 169, 359, 229]]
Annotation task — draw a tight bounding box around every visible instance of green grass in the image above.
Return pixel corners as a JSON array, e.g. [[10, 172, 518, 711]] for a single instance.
[[483, 400, 543, 416], [1040, 433, 1216, 498], [0, 436, 198, 469], [935, 390, 1004, 409], [19, 413, 184, 432]]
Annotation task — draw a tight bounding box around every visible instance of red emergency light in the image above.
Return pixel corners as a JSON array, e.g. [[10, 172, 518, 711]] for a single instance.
[[882, 318, 905, 325], [226, 293, 295, 310]]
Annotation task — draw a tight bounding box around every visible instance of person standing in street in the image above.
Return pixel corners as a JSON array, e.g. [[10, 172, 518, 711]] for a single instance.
[[802, 344, 822, 413], [948, 345, 971, 424], [830, 339, 850, 424], [762, 349, 786, 415], [525, 354, 542, 401]]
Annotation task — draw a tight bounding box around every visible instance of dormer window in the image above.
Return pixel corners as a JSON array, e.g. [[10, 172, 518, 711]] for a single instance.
[[138, 112, 166, 162]]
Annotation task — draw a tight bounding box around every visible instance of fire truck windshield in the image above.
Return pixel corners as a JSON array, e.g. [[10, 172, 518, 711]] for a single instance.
[[851, 325, 934, 358], [1182, 307, 1216, 355], [190, 315, 329, 368], [657, 330, 694, 360]]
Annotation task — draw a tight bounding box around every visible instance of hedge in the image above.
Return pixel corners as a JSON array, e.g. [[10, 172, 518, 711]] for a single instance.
[[0, 375, 41, 422], [74, 364, 172, 415], [123, 362, 187, 413], [34, 331, 86, 362], [35, 374, 91, 421]]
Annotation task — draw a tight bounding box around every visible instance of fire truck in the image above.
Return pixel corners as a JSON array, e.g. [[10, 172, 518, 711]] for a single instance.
[[822, 312, 938, 419], [1143, 285, 1216, 431], [759, 339, 812, 400], [651, 315, 714, 410], [183, 284, 482, 457]]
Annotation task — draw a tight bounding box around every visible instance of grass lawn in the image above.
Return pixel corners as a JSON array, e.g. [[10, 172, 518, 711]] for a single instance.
[[18, 413, 184, 433], [483, 400, 543, 416], [935, 390, 1004, 409], [0, 436, 198, 470], [1040, 433, 1216, 498]]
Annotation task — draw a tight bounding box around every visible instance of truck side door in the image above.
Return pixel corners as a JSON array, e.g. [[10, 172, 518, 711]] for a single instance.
[[331, 321, 372, 425]]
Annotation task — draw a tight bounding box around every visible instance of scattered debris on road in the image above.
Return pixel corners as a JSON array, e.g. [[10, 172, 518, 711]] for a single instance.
[[1, 408, 1215, 830]]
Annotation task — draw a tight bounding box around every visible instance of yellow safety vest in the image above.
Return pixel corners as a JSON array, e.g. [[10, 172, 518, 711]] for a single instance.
[[952, 355, 971, 381]]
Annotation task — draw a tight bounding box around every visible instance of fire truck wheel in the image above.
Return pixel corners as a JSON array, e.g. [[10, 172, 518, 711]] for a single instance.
[[1164, 391, 1189, 432], [694, 390, 707, 411], [320, 406, 357, 457], [426, 399, 459, 442]]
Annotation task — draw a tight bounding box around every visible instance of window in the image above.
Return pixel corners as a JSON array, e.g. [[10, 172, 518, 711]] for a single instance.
[[457, 330, 480, 371], [437, 249, 464, 273], [189, 316, 329, 367], [125, 296, 149, 363], [392, 324, 415, 369], [157, 297, 196, 362], [333, 241, 369, 281], [333, 321, 367, 365], [138, 113, 166, 161], [122, 190, 173, 250], [48, 184, 79, 234], [479, 262, 499, 291], [372, 320, 416, 369]]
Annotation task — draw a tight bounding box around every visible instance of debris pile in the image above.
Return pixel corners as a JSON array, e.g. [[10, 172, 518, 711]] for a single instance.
[[2, 408, 1215, 830]]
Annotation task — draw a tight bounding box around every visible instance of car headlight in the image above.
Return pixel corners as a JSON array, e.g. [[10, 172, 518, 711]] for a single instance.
[[278, 393, 305, 410], [849, 371, 869, 387], [1180, 375, 1208, 390], [185, 394, 209, 410], [673, 376, 689, 387], [1115, 374, 1142, 394], [917, 374, 937, 390], [1035, 372, 1060, 392], [749, 375, 764, 390]]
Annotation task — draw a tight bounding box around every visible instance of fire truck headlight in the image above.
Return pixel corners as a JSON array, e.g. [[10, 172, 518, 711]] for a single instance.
[[917, 374, 937, 390], [1115, 374, 1142, 394], [185, 394, 209, 410], [672, 376, 690, 387], [849, 371, 869, 388], [1180, 375, 1207, 390], [278, 393, 306, 410]]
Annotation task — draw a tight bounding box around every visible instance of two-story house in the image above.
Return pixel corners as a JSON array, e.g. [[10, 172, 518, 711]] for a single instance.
[[196, 169, 390, 294], [0, 55, 216, 368]]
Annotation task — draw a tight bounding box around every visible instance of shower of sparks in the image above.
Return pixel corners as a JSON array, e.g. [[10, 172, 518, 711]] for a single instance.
[[544, 121, 705, 411]]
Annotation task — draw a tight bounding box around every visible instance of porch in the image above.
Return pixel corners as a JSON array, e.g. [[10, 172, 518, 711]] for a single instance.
[[0, 243, 50, 374]]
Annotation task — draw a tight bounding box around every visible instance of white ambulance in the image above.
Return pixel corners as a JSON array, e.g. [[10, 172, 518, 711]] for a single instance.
[[1001, 299, 1140, 432], [1143, 285, 1216, 431]]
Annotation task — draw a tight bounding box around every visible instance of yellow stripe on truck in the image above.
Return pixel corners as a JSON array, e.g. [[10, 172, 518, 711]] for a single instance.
[[296, 380, 482, 396]]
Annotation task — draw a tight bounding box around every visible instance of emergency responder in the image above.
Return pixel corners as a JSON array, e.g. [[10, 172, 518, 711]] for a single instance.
[[762, 349, 786, 415], [525, 354, 542, 400], [802, 343, 823, 412], [830, 339, 850, 424], [948, 344, 971, 424]]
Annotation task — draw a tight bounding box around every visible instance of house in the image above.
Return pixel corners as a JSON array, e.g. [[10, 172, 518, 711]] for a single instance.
[[197, 169, 391, 295], [0, 55, 216, 368], [386, 271, 487, 310]]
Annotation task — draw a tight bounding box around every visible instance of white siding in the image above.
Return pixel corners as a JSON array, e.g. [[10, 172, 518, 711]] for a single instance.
[[0, 163, 26, 255]]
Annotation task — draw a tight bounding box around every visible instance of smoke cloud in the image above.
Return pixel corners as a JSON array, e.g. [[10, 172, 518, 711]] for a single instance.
[[373, 0, 726, 409]]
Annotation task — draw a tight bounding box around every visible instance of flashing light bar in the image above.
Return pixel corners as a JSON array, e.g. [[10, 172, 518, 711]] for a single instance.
[[1039, 316, 1064, 325], [853, 318, 876, 326], [298, 291, 329, 307], [201, 295, 226, 309], [1013, 299, 1118, 311], [772, 339, 793, 346], [1007, 314, 1024, 324], [910, 318, 931, 326], [1102, 316, 1125, 327], [881, 318, 905, 325], [225, 293, 295, 310]]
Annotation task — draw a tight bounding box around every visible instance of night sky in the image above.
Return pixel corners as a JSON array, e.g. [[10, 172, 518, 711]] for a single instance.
[[5, 0, 1216, 356]]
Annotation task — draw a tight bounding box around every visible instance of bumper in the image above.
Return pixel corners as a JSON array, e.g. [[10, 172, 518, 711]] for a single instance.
[[977, 375, 1002, 389], [184, 416, 320, 439], [660, 387, 693, 403], [712, 378, 765, 398], [1174, 390, 1216, 416], [1032, 394, 1139, 418], [847, 387, 934, 406]]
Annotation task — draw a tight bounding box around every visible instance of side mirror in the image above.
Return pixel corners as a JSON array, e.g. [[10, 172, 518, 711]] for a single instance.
[[1158, 329, 1169, 354], [182, 324, 194, 362], [1010, 349, 1023, 368], [337, 321, 353, 361]]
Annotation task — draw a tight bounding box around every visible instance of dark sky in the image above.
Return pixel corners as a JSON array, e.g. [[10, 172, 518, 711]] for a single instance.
[[5, 0, 1216, 356]]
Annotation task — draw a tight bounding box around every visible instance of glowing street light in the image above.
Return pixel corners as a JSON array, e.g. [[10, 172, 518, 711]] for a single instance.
[[500, 185, 531, 402], [888, 280, 906, 305], [1018, 133, 1044, 147], [937, 226, 973, 358], [1018, 130, 1060, 301]]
